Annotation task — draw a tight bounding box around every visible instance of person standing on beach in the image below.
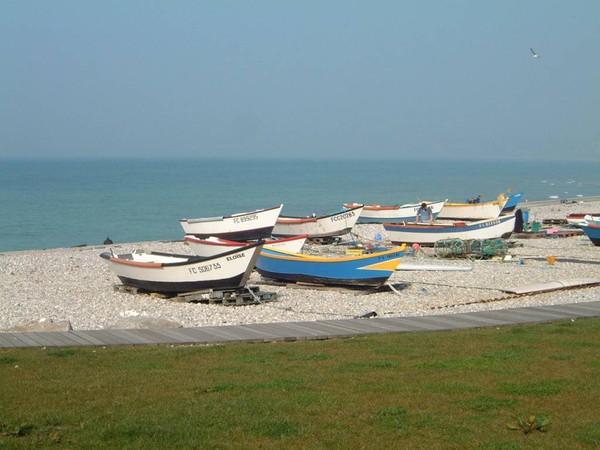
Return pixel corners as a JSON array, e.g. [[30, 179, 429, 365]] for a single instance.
[[416, 202, 434, 224]]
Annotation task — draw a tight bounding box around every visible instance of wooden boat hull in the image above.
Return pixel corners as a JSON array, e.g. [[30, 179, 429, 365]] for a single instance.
[[180, 205, 283, 240], [185, 234, 308, 257], [343, 200, 446, 223], [437, 194, 511, 220], [255, 244, 406, 287], [581, 222, 600, 246], [100, 243, 263, 293], [437, 201, 504, 220], [566, 213, 600, 226], [500, 192, 524, 213], [271, 206, 363, 239], [384, 215, 516, 245]]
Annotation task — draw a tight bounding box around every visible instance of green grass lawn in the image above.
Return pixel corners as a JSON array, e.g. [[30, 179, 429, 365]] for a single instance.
[[1, 317, 600, 449]]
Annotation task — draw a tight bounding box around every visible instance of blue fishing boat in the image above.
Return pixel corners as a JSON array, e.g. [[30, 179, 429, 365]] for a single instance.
[[500, 192, 524, 213], [255, 245, 406, 287], [581, 222, 600, 246]]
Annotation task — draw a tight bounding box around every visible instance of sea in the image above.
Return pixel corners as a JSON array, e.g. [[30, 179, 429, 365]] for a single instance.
[[1, 158, 599, 253]]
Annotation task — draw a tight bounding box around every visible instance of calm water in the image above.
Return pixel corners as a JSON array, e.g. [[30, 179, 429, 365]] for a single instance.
[[1, 158, 599, 252]]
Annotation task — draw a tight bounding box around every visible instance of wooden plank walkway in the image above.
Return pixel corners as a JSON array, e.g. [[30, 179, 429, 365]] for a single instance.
[[1, 301, 599, 348]]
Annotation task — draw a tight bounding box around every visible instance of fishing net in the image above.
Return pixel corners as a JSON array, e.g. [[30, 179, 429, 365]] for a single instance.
[[435, 238, 509, 259], [434, 239, 467, 258], [468, 238, 509, 259]]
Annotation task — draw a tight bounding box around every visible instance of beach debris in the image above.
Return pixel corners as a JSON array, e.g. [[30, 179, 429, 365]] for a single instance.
[[354, 311, 378, 319]]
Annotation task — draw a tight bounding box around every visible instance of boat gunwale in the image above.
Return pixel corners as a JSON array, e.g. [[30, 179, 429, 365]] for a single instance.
[[260, 244, 407, 263]]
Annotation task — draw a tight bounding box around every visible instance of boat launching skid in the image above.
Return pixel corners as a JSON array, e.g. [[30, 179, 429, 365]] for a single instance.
[[114, 284, 277, 305]]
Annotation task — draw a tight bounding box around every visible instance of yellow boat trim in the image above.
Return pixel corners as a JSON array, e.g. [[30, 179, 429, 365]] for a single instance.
[[261, 244, 406, 262], [359, 258, 403, 271]]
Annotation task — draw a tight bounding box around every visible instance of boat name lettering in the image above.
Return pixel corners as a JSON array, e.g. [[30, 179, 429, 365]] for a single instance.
[[479, 219, 500, 228], [233, 214, 258, 224], [188, 262, 222, 274], [226, 253, 245, 261], [330, 211, 355, 222]]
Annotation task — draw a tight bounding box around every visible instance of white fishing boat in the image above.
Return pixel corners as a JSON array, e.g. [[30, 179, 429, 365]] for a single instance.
[[271, 206, 363, 240], [437, 194, 510, 220], [566, 213, 600, 227], [185, 234, 308, 257], [180, 205, 283, 241], [100, 243, 262, 294], [384, 215, 516, 245], [343, 200, 446, 223]]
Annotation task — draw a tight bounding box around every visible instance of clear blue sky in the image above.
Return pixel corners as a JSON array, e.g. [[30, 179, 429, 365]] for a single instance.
[[2, 1, 599, 161]]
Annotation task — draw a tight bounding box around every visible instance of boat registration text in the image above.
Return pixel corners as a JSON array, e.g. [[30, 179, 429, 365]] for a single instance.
[[233, 214, 258, 224], [189, 262, 222, 274], [331, 211, 355, 222]]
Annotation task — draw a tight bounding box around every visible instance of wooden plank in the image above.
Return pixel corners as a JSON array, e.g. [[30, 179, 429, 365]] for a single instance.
[[185, 326, 254, 342], [432, 313, 513, 328], [0, 333, 19, 347], [401, 314, 497, 331], [35, 332, 87, 347], [22, 332, 64, 347], [525, 303, 600, 319], [66, 331, 108, 346], [1, 301, 600, 348], [466, 309, 545, 325], [378, 316, 458, 331], [162, 327, 238, 343], [79, 330, 135, 346], [503, 278, 600, 295]]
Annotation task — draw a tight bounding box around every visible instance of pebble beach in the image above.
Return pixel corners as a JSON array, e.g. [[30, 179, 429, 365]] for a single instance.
[[1, 200, 599, 333]]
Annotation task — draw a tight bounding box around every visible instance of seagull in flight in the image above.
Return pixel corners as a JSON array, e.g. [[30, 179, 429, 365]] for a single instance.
[[530, 48, 540, 58]]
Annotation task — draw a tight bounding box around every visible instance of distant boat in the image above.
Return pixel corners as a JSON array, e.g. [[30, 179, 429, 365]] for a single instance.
[[384, 215, 516, 245], [437, 194, 510, 220], [180, 205, 283, 241], [185, 234, 308, 257], [566, 213, 600, 227], [342, 200, 446, 223], [255, 244, 406, 288], [581, 222, 600, 246], [100, 242, 263, 294], [271, 206, 363, 240]]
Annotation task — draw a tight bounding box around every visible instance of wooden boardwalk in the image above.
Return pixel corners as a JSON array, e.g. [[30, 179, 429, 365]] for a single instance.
[[1, 301, 600, 348]]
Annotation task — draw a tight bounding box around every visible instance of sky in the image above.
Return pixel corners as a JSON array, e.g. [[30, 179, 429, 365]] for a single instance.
[[1, 1, 599, 161]]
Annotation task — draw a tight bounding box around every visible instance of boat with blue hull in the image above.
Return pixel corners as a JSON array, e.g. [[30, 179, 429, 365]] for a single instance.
[[500, 192, 524, 213], [255, 245, 406, 288], [581, 222, 600, 246], [384, 215, 516, 245]]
